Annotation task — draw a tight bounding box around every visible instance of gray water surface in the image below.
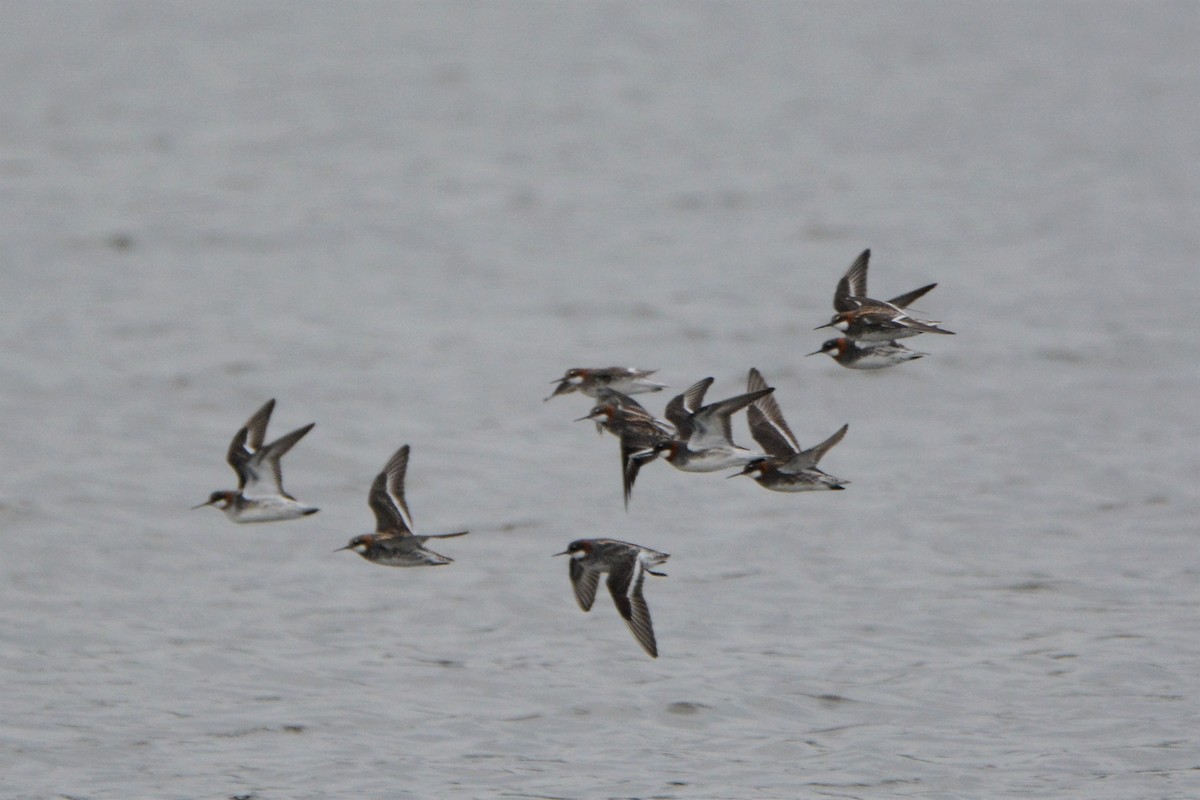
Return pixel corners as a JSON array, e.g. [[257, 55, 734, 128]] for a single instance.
[[2, 3, 1198, 798]]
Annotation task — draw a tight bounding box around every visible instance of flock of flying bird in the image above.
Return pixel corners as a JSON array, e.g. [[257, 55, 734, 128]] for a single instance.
[[194, 249, 952, 658]]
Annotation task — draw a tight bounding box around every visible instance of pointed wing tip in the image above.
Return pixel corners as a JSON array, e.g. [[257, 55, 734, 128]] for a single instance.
[[630, 621, 659, 658]]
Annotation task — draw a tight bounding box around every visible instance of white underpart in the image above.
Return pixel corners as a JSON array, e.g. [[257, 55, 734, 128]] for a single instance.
[[225, 494, 315, 523], [676, 446, 760, 472]]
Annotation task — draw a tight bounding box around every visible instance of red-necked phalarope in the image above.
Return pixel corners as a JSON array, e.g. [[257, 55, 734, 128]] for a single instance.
[[815, 249, 954, 341], [193, 399, 318, 522], [546, 366, 666, 401], [554, 538, 669, 658], [651, 377, 772, 472], [336, 445, 468, 567], [732, 368, 849, 491], [578, 389, 674, 509], [808, 337, 928, 370]]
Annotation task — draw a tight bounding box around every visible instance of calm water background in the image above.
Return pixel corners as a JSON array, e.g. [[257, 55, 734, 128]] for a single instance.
[[2, 2, 1198, 798]]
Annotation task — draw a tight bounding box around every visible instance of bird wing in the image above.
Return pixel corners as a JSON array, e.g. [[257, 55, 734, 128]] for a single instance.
[[618, 425, 664, 509], [886, 282, 937, 309], [663, 378, 713, 442], [570, 559, 601, 612], [690, 388, 772, 450], [369, 445, 414, 535], [242, 399, 275, 453], [746, 386, 800, 459], [833, 249, 870, 311], [783, 423, 848, 471], [225, 425, 254, 489], [244, 422, 314, 498], [606, 559, 658, 658]]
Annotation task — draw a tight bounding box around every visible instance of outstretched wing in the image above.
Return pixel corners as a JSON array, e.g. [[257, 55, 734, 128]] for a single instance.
[[246, 423, 314, 498], [570, 559, 601, 612], [225, 425, 253, 489], [243, 399, 275, 453], [690, 388, 773, 450], [369, 445, 414, 535], [663, 378, 713, 442], [606, 560, 658, 658], [619, 433, 661, 510], [783, 423, 848, 471], [746, 373, 800, 458], [834, 249, 870, 311], [225, 400, 277, 490], [887, 282, 937, 309]]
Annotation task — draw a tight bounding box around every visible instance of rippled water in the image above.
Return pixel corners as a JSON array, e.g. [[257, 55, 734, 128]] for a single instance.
[[2, 3, 1198, 798]]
